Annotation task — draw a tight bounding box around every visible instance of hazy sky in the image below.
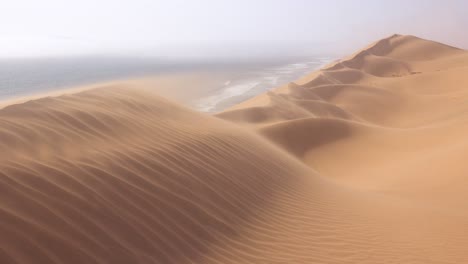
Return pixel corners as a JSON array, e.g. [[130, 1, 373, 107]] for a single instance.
[[1, 0, 467, 58]]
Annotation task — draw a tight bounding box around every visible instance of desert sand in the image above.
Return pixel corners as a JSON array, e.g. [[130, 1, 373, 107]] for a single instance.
[[1, 34, 468, 263]]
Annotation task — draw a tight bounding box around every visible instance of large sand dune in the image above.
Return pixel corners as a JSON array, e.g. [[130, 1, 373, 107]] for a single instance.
[[2, 34, 468, 263]]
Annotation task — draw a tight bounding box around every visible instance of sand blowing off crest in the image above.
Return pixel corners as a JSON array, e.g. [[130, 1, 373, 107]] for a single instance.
[[2, 35, 468, 263]]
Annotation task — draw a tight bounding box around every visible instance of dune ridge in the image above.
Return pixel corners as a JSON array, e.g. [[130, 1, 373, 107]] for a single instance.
[[2, 34, 468, 263]]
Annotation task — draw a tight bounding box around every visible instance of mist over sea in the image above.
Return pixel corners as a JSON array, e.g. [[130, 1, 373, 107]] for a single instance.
[[0, 56, 332, 111]]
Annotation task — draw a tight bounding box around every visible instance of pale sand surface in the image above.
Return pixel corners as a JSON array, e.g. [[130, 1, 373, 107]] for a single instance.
[[1, 34, 468, 263]]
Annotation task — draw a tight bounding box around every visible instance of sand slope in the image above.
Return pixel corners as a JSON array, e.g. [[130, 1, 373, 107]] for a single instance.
[[2, 34, 468, 263]]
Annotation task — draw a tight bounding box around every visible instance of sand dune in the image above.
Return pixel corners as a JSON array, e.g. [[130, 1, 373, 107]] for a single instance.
[[2, 34, 468, 263]]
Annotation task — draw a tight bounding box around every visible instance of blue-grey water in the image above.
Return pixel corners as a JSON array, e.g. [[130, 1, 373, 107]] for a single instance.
[[0, 56, 333, 112]]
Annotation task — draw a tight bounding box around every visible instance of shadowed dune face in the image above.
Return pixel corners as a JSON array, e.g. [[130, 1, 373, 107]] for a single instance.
[[0, 87, 313, 264], [3, 34, 468, 263], [259, 118, 351, 158]]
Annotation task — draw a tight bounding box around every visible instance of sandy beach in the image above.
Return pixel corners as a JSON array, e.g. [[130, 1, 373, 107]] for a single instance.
[[1, 34, 468, 263]]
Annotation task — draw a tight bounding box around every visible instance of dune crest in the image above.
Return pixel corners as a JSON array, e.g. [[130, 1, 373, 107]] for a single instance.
[[2, 35, 468, 263]]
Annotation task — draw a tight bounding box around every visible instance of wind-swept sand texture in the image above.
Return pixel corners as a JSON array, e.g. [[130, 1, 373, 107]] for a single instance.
[[2, 34, 468, 263]]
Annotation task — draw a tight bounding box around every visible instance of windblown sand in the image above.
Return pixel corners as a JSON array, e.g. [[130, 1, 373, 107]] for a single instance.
[[1, 34, 468, 263]]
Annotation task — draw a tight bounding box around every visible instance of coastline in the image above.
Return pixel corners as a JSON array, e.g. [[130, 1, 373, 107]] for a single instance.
[[0, 56, 334, 112]]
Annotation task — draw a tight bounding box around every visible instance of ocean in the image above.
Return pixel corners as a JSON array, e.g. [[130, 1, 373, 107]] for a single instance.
[[0, 56, 333, 112]]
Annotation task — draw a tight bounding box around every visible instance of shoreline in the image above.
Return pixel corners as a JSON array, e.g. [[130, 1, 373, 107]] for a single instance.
[[0, 56, 334, 112]]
